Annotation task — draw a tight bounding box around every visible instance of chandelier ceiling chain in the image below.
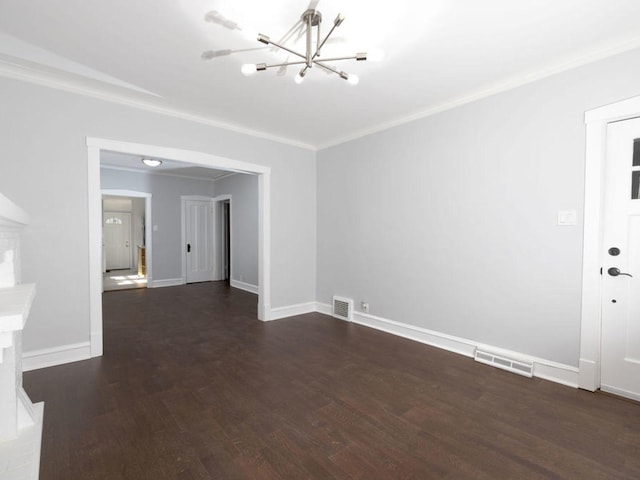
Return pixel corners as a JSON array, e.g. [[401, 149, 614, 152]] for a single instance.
[[241, 9, 382, 85]]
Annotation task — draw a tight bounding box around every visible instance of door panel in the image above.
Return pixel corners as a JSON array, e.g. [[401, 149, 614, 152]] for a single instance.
[[185, 199, 213, 283], [104, 212, 131, 270], [601, 117, 640, 400]]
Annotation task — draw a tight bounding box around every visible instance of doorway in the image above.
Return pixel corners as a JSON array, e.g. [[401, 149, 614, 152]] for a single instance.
[[183, 197, 214, 284], [88, 138, 272, 358], [599, 117, 640, 400], [580, 95, 640, 396], [222, 199, 230, 283], [101, 190, 152, 292]]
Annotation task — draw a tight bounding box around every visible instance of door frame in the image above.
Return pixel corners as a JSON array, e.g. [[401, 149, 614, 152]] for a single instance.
[[102, 189, 153, 287], [88, 137, 271, 358], [181, 195, 215, 283], [212, 194, 232, 282], [580, 94, 640, 391]]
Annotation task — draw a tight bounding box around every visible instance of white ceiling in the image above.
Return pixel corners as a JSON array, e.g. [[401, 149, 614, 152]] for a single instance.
[[1, 0, 639, 149], [101, 151, 233, 180]]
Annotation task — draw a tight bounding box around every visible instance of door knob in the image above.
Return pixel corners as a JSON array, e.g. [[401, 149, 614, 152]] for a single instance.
[[608, 267, 633, 277]]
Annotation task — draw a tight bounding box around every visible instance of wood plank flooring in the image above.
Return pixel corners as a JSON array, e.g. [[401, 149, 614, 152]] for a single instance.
[[24, 282, 640, 479]]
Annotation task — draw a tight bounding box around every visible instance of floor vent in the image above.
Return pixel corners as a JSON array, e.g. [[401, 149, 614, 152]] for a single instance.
[[474, 349, 533, 378], [332, 296, 353, 321]]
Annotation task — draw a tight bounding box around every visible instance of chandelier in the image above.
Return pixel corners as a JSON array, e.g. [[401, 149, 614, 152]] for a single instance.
[[241, 9, 382, 85]]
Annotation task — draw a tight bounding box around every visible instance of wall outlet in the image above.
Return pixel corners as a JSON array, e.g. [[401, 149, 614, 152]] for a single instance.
[[361, 301, 369, 313]]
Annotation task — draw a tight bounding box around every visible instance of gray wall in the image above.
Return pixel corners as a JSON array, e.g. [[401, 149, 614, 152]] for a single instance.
[[101, 168, 214, 281], [317, 47, 640, 367], [213, 173, 259, 287], [0, 77, 316, 353]]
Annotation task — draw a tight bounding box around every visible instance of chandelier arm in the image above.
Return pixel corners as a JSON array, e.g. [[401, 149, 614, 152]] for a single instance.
[[313, 22, 339, 60], [261, 60, 307, 69], [261, 37, 307, 61], [312, 60, 343, 76], [305, 12, 313, 67], [311, 55, 359, 63]]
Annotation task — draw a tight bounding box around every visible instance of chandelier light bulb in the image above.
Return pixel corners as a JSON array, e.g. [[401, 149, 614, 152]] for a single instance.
[[367, 48, 385, 62], [241, 64, 257, 76], [241, 25, 260, 42], [347, 74, 359, 86], [294, 72, 305, 84]]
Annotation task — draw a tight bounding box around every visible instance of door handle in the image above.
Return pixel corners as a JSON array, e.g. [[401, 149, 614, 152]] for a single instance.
[[608, 267, 633, 277], [187, 243, 191, 253]]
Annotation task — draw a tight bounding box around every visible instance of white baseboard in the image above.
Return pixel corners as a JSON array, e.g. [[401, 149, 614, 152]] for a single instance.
[[315, 302, 579, 389], [148, 277, 184, 288], [316, 302, 332, 315], [578, 358, 598, 391], [269, 301, 317, 321], [22, 341, 91, 371], [230, 279, 259, 294]]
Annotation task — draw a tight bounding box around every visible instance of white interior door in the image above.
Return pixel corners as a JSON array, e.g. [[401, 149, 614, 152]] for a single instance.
[[104, 212, 131, 270], [185, 199, 213, 283], [601, 116, 640, 401]]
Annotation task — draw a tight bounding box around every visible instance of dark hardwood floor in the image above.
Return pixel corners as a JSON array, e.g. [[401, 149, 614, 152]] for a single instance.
[[24, 282, 640, 479]]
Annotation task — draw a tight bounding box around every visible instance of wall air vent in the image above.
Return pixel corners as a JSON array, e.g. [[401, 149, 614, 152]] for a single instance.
[[474, 348, 533, 378], [332, 296, 353, 321]]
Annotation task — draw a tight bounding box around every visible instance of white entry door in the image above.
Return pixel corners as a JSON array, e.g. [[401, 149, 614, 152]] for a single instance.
[[601, 116, 640, 401], [104, 212, 131, 270], [185, 199, 214, 283]]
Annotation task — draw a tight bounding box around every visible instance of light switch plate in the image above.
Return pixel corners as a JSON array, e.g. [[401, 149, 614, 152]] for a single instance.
[[557, 210, 577, 226]]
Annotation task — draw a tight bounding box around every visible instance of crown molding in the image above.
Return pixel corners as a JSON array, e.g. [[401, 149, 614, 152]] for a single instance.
[[317, 37, 640, 150], [3, 35, 640, 153], [99, 164, 237, 183], [0, 60, 316, 152]]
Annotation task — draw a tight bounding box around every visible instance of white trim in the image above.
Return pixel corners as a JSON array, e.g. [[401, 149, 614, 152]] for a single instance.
[[148, 277, 184, 288], [315, 302, 579, 388], [88, 137, 272, 354], [3, 37, 640, 152], [212, 194, 232, 282], [257, 172, 271, 321], [580, 94, 640, 391], [315, 302, 332, 316], [87, 145, 103, 357], [269, 301, 317, 321], [0, 61, 315, 151], [22, 342, 91, 371], [230, 279, 258, 294], [318, 38, 640, 150]]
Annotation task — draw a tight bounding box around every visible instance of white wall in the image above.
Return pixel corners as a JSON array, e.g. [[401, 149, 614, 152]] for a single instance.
[[213, 173, 259, 288], [317, 48, 640, 367], [101, 168, 214, 281], [0, 77, 316, 353]]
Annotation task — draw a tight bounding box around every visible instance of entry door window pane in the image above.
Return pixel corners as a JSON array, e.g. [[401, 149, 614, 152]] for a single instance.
[[632, 139, 640, 199]]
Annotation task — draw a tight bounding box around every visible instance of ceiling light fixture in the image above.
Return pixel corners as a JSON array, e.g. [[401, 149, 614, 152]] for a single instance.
[[241, 9, 382, 84], [141, 158, 162, 168]]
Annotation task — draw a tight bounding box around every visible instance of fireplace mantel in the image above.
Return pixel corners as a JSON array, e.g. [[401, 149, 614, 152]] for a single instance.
[[0, 192, 43, 480]]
